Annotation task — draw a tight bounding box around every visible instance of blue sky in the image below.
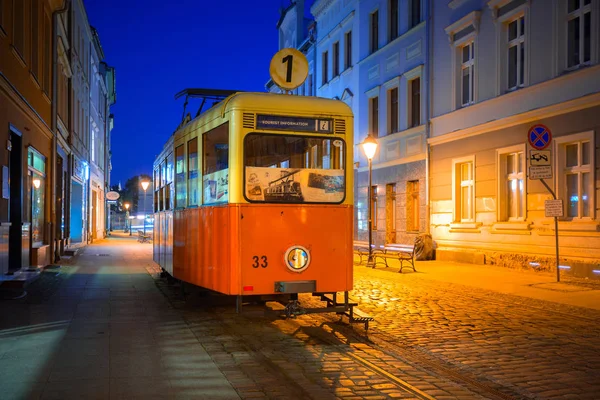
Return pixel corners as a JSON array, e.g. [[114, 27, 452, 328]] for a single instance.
[[84, 1, 302, 186]]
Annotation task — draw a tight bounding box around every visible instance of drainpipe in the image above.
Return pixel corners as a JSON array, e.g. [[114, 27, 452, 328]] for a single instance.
[[425, 0, 434, 236], [51, 0, 70, 263]]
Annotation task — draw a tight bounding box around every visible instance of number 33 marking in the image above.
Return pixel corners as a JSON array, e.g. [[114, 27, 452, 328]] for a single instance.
[[252, 256, 268, 268]]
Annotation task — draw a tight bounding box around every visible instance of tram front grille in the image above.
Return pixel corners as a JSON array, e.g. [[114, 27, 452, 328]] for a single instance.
[[243, 113, 255, 129]]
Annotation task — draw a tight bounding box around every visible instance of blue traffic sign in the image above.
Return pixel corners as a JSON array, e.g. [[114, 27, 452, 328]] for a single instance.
[[528, 124, 552, 150]]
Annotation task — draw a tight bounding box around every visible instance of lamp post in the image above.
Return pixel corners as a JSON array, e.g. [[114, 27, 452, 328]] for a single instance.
[[140, 180, 150, 237], [361, 134, 378, 268], [124, 203, 130, 235]]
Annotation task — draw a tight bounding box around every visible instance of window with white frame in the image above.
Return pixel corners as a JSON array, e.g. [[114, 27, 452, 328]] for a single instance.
[[409, 0, 421, 29], [388, 87, 398, 134], [453, 157, 475, 222], [409, 77, 421, 128], [333, 41, 340, 77], [507, 15, 525, 90], [497, 145, 525, 221], [556, 131, 594, 219], [344, 31, 352, 69], [567, 0, 592, 69], [461, 42, 475, 106], [389, 0, 399, 41], [322, 51, 328, 85], [369, 96, 379, 137]]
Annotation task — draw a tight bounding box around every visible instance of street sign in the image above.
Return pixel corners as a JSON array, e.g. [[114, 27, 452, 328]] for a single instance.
[[269, 48, 309, 91], [106, 191, 120, 200], [545, 199, 563, 217], [530, 150, 551, 166], [529, 165, 552, 179], [528, 124, 552, 150]]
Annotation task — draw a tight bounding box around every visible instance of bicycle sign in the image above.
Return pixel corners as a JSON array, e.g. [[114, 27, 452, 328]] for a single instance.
[[528, 124, 552, 150]]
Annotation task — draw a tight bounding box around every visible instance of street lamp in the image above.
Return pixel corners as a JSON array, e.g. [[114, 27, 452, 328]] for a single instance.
[[361, 134, 378, 268], [124, 203, 130, 235], [140, 180, 150, 237]]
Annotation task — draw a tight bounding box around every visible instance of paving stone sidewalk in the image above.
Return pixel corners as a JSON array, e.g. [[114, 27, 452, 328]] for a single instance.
[[0, 234, 240, 400]]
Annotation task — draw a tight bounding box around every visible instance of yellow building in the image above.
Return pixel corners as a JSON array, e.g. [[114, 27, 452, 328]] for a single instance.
[[0, 0, 66, 273]]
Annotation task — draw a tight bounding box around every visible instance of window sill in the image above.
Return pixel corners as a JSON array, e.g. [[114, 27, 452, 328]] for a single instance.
[[341, 67, 353, 76], [492, 222, 532, 235], [29, 72, 41, 89], [11, 46, 26, 68], [449, 222, 481, 233]]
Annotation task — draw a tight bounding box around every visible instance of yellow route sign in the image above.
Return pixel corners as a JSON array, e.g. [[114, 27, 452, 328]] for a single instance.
[[269, 48, 308, 91]]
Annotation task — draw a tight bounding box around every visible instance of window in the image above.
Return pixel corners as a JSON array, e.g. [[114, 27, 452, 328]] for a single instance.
[[0, 0, 5, 35], [388, 88, 398, 134], [175, 145, 186, 208], [28, 148, 46, 246], [345, 31, 352, 69], [203, 123, 229, 204], [322, 51, 328, 85], [557, 132, 594, 219], [333, 41, 340, 77], [165, 152, 173, 210], [461, 42, 475, 106], [453, 157, 475, 222], [370, 10, 379, 54], [409, 78, 421, 128], [567, 0, 592, 68], [386, 183, 397, 242], [308, 73, 313, 96], [12, 0, 24, 58], [43, 10, 51, 95], [244, 135, 345, 204], [389, 0, 398, 41], [187, 138, 198, 206], [31, 0, 40, 80], [507, 16, 525, 90], [371, 186, 378, 230], [407, 181, 419, 231], [410, 0, 421, 29], [498, 146, 525, 221], [370, 96, 379, 137]]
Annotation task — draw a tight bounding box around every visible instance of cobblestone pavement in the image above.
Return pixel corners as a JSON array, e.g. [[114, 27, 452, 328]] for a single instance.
[[2, 236, 600, 399]]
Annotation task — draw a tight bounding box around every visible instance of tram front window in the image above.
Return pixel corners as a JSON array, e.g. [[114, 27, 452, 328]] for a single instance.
[[244, 134, 345, 203]]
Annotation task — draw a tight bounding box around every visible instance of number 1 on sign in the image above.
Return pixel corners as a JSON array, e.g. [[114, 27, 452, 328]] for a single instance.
[[282, 55, 293, 82]]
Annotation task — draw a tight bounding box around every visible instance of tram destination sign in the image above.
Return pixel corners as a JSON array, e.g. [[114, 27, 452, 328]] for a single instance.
[[256, 115, 333, 133]]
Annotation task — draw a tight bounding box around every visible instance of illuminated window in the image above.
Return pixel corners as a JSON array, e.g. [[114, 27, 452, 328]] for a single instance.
[[203, 122, 229, 204], [498, 145, 525, 221], [453, 157, 475, 222], [28, 148, 46, 246], [187, 138, 198, 206], [556, 131, 594, 219], [567, 0, 592, 68]]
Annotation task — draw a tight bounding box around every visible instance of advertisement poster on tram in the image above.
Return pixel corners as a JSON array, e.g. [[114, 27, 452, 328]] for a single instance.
[[245, 167, 344, 203], [203, 169, 228, 203]]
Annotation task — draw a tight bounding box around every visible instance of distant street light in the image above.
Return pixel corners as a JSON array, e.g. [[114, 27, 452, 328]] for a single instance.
[[124, 203, 130, 235], [140, 180, 150, 237], [361, 134, 378, 268]]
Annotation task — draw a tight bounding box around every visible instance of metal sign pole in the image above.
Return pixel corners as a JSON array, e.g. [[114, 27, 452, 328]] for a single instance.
[[539, 178, 560, 282]]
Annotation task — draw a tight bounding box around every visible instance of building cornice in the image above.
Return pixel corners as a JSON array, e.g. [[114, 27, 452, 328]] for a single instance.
[[429, 91, 600, 146], [311, 0, 337, 18], [317, 11, 354, 45]]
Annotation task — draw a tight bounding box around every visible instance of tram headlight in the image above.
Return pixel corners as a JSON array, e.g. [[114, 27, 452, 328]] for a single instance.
[[284, 246, 310, 273]]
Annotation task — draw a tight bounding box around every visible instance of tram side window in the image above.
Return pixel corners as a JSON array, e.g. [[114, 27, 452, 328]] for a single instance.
[[188, 138, 199, 206], [159, 160, 166, 211], [244, 134, 345, 204], [203, 122, 229, 204], [165, 151, 173, 210], [154, 168, 160, 212], [175, 145, 186, 208]]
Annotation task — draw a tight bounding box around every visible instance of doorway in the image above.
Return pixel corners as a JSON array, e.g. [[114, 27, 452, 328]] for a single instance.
[[70, 180, 83, 243], [91, 190, 97, 240], [8, 127, 27, 271]]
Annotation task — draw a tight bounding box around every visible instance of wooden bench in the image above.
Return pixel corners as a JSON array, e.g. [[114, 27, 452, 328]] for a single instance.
[[373, 243, 416, 273], [353, 240, 384, 264], [138, 230, 151, 243]]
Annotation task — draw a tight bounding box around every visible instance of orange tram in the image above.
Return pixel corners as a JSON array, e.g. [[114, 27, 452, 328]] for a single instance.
[[152, 90, 365, 323]]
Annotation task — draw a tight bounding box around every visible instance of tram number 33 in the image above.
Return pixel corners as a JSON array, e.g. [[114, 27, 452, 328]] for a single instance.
[[252, 255, 268, 268]]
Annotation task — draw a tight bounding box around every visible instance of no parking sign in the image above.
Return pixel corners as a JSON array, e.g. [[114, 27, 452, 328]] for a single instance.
[[528, 124, 552, 150]]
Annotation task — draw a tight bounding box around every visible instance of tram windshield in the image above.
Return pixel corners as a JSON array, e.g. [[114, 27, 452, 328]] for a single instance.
[[244, 134, 345, 203]]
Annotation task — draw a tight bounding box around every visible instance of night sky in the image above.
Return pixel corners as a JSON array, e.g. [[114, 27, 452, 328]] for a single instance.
[[84, 0, 302, 187]]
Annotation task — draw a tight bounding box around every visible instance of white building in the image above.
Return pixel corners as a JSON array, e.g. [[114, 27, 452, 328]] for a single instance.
[[312, 0, 428, 245], [429, 0, 600, 274]]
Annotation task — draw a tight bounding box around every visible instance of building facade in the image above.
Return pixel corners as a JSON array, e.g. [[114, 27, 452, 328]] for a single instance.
[[311, 0, 429, 246], [429, 0, 600, 271], [0, 0, 114, 275]]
